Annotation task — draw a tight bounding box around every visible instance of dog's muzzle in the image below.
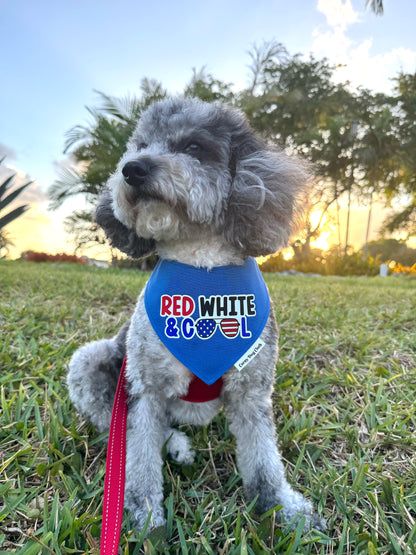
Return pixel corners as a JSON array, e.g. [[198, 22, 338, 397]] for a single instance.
[[122, 160, 151, 187]]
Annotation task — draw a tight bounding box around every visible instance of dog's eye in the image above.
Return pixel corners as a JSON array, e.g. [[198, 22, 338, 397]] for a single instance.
[[183, 143, 201, 155], [137, 142, 148, 151]]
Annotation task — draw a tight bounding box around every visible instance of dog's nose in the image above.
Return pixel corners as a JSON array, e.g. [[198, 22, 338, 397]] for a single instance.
[[122, 160, 151, 186]]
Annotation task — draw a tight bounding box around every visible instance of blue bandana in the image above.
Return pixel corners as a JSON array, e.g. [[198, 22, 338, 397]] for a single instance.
[[144, 257, 270, 385]]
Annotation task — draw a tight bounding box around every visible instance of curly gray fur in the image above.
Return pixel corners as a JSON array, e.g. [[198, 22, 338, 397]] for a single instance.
[[95, 190, 156, 258], [67, 97, 325, 536]]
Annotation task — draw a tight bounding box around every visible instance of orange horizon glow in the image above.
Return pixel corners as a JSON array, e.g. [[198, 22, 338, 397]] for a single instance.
[[3, 201, 416, 261]]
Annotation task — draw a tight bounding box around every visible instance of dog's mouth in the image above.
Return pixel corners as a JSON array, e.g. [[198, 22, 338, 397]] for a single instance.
[[125, 185, 166, 205], [121, 161, 173, 206], [127, 189, 166, 204]]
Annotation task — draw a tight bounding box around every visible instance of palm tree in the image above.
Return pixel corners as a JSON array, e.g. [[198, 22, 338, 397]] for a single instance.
[[366, 0, 383, 15], [0, 161, 32, 255], [49, 73, 235, 253], [49, 82, 167, 211], [48, 81, 167, 252]]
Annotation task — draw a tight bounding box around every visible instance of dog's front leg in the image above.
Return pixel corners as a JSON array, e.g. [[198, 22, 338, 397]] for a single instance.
[[225, 391, 324, 530], [124, 392, 166, 532]]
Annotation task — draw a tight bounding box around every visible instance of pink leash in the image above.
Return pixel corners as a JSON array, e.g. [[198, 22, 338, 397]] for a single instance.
[[100, 357, 128, 555]]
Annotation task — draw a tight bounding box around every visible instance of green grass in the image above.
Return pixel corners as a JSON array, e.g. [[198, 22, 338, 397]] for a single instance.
[[1, 260, 416, 554]]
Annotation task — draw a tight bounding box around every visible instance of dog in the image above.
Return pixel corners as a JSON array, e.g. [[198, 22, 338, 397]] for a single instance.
[[67, 97, 325, 534]]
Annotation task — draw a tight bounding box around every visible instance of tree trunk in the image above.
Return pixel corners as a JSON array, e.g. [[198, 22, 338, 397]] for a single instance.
[[335, 188, 342, 257], [362, 186, 374, 260], [344, 164, 354, 256]]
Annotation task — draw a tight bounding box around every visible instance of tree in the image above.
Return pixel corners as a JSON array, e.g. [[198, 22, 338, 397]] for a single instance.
[[241, 45, 341, 152], [48, 79, 167, 253], [0, 160, 32, 256], [49, 74, 234, 253], [382, 73, 416, 238], [49, 81, 167, 211], [238, 42, 413, 256], [51, 41, 414, 258], [238, 42, 367, 257], [353, 91, 399, 258], [184, 67, 235, 103], [365, 238, 416, 265]]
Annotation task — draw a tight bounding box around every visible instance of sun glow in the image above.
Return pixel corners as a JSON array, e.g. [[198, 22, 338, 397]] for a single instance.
[[311, 230, 331, 251], [309, 209, 325, 230], [309, 210, 336, 251], [308, 210, 332, 251], [283, 250, 294, 260]]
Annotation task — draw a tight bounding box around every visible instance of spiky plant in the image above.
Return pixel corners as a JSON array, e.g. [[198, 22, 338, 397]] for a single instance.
[[0, 160, 31, 254]]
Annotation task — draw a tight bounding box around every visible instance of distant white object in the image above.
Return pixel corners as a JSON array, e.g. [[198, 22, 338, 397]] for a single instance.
[[82, 257, 109, 268], [380, 264, 388, 277]]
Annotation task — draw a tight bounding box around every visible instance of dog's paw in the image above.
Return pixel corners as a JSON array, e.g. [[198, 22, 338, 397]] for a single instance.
[[277, 509, 327, 533], [309, 512, 327, 531], [165, 429, 196, 465], [130, 503, 166, 535], [279, 489, 326, 531], [256, 484, 326, 532]]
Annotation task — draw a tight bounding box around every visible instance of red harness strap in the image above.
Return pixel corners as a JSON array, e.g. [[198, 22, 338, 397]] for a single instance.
[[100, 357, 223, 553], [180, 374, 223, 403]]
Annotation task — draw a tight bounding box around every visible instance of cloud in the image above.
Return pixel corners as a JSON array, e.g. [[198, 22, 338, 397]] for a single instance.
[[0, 161, 71, 258], [317, 0, 359, 30], [312, 26, 353, 62], [5, 204, 71, 258], [312, 0, 416, 93], [0, 163, 48, 205], [0, 143, 17, 161], [337, 43, 416, 92]]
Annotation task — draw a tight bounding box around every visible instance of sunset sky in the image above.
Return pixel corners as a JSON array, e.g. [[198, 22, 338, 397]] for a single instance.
[[1, 0, 416, 258]]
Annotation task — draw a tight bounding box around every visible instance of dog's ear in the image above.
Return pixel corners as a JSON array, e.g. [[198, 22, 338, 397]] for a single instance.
[[95, 190, 156, 258], [223, 129, 309, 257]]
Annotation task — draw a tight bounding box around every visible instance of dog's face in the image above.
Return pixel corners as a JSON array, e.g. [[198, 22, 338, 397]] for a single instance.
[[97, 97, 308, 258], [108, 99, 241, 242]]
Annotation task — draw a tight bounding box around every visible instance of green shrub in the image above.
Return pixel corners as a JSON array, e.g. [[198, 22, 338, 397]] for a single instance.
[[260, 248, 381, 276]]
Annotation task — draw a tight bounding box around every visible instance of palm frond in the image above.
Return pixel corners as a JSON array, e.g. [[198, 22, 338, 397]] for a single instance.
[[365, 0, 384, 15], [0, 181, 33, 211], [64, 124, 95, 153], [139, 78, 168, 105], [0, 174, 15, 199], [64, 208, 109, 253], [94, 90, 144, 123], [48, 165, 86, 210], [0, 205, 29, 229], [0, 164, 32, 231]]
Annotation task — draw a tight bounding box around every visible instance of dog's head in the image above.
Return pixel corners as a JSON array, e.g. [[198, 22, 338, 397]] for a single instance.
[[96, 97, 309, 258]]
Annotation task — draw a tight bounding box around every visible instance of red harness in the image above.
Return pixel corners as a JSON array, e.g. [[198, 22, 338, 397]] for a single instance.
[[100, 357, 223, 554], [180, 373, 223, 402]]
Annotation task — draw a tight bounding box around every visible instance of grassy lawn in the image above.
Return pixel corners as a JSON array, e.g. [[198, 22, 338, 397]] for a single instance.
[[1, 260, 416, 554]]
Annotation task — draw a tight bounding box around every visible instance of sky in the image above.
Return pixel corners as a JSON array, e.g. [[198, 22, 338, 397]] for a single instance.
[[1, 0, 416, 258]]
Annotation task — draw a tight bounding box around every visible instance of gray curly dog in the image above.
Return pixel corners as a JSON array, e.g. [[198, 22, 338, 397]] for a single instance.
[[67, 97, 326, 534]]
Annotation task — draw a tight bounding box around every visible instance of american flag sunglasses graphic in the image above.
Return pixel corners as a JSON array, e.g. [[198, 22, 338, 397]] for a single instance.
[[195, 318, 240, 339]]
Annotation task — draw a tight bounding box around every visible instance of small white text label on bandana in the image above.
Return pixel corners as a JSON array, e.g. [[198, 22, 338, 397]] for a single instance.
[[234, 339, 266, 371]]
